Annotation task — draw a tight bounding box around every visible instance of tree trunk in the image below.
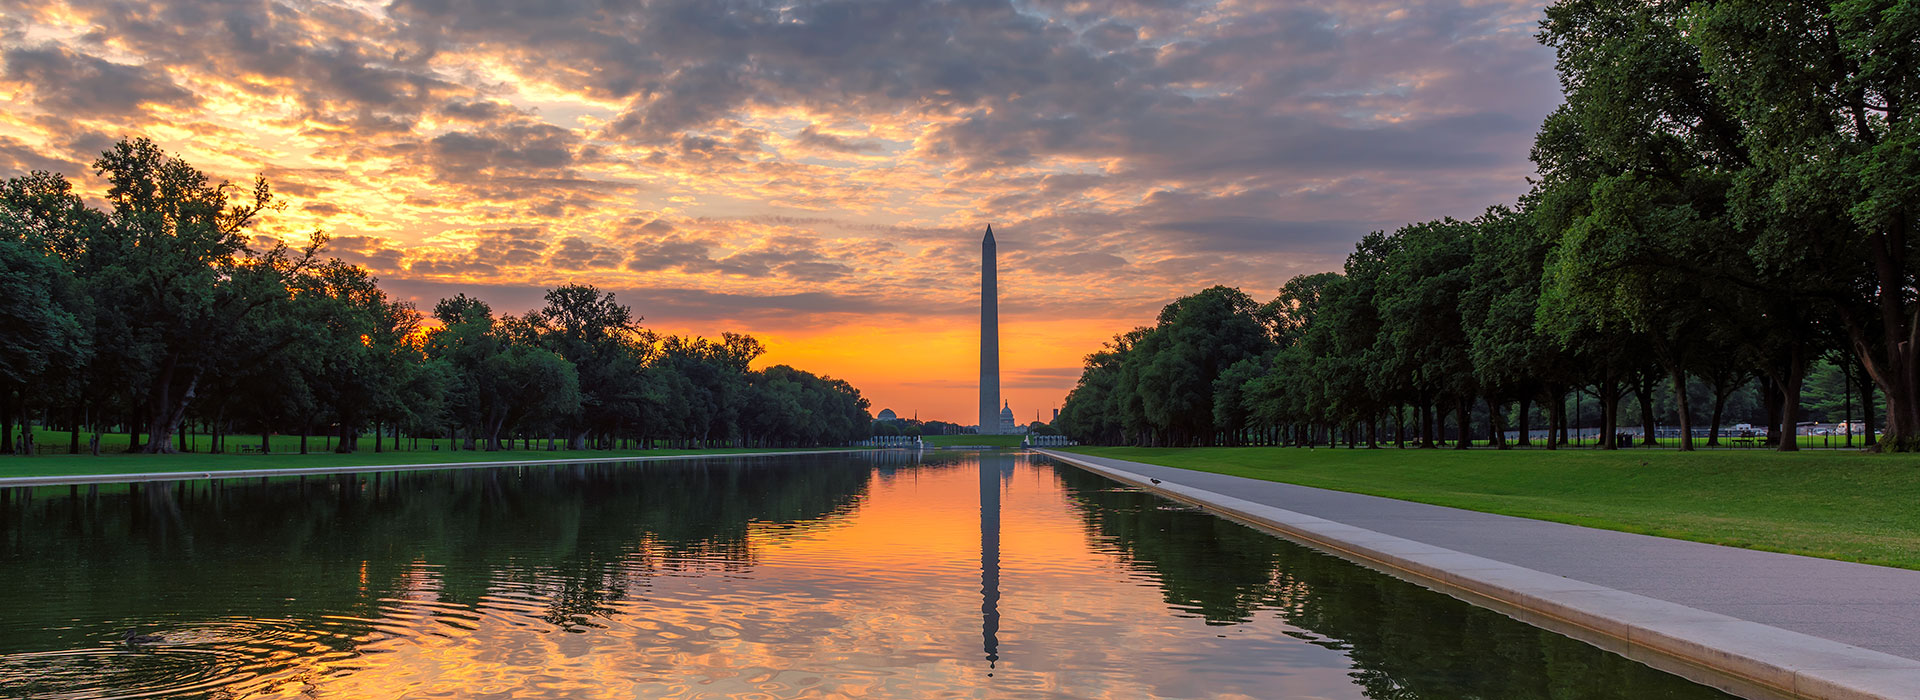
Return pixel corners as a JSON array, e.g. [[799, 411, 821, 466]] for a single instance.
[[142, 370, 201, 455], [1598, 377, 1622, 450], [1393, 405, 1406, 448], [1454, 396, 1471, 450], [1759, 374, 1782, 446], [1636, 370, 1658, 446], [1418, 401, 1434, 448], [1843, 211, 1920, 451], [1545, 388, 1562, 451], [1516, 395, 1532, 446], [1669, 368, 1695, 451], [1708, 387, 1728, 446], [1490, 397, 1510, 450], [1861, 363, 1878, 447], [1776, 353, 1807, 453], [0, 388, 13, 454], [1561, 388, 1573, 446]]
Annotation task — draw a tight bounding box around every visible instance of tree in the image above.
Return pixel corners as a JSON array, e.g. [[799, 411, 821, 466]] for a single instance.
[[1464, 206, 1560, 448], [1056, 329, 1142, 446], [1687, 0, 1920, 450], [87, 138, 299, 453], [0, 171, 100, 453], [0, 229, 87, 452], [1373, 220, 1477, 448], [530, 284, 649, 449], [1127, 287, 1272, 446]]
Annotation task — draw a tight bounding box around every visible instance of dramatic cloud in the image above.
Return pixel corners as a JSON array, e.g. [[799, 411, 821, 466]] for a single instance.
[[0, 0, 1565, 422], [2, 45, 197, 117]]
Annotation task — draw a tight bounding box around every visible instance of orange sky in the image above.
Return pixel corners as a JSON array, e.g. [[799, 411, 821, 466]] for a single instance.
[[0, 0, 1565, 424]]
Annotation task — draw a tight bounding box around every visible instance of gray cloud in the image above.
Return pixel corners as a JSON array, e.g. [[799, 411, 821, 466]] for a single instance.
[[795, 125, 883, 154], [625, 234, 718, 273], [325, 234, 407, 272], [0, 135, 84, 177], [710, 235, 854, 281], [1, 0, 1565, 341], [3, 45, 197, 116], [548, 236, 624, 270]]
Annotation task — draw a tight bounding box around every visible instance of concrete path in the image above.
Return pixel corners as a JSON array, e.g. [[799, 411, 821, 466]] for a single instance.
[[1039, 449, 1920, 700]]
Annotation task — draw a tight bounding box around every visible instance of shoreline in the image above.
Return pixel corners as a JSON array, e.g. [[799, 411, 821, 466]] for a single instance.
[[0, 448, 870, 487]]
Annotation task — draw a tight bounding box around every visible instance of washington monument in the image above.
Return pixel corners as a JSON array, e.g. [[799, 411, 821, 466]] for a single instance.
[[979, 225, 1000, 434]]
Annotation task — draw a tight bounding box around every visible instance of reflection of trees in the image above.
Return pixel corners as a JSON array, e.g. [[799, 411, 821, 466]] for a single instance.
[[1053, 467, 1733, 699], [0, 455, 872, 652]]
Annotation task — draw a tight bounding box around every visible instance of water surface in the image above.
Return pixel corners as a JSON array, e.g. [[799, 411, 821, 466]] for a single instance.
[[0, 451, 1734, 698]]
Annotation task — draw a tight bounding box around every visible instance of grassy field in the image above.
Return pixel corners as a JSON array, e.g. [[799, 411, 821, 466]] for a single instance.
[[0, 443, 858, 480], [920, 434, 1027, 448], [1061, 446, 1920, 570], [1520, 434, 1875, 450]]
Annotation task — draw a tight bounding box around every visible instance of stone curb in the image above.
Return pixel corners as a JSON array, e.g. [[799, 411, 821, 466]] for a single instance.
[[0, 449, 869, 488], [1037, 449, 1920, 700]]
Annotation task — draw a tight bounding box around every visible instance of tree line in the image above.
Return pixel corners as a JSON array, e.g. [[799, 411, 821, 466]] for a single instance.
[[0, 138, 874, 455], [1058, 0, 1916, 452]]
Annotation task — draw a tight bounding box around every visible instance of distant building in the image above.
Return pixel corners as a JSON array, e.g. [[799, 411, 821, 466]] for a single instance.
[[999, 401, 1022, 434], [876, 408, 900, 423]]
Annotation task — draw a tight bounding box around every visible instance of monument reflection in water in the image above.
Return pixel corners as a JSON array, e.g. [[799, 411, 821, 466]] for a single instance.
[[0, 451, 1733, 699]]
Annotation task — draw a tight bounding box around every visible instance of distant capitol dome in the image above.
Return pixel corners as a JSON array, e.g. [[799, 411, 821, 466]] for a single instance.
[[877, 408, 899, 422]]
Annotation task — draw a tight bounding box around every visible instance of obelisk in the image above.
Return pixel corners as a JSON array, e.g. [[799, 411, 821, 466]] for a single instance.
[[979, 225, 1000, 435]]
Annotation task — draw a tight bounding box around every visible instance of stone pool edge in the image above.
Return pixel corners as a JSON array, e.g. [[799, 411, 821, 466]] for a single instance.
[[0, 449, 871, 487], [1036, 448, 1920, 700]]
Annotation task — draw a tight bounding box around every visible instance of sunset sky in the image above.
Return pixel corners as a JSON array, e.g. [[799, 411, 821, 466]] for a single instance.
[[0, 0, 1564, 425]]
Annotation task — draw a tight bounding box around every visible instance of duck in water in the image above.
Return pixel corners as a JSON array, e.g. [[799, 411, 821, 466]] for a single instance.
[[119, 629, 165, 645]]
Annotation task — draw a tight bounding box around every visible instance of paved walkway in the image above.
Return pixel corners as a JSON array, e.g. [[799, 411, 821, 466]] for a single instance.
[[1040, 450, 1920, 699]]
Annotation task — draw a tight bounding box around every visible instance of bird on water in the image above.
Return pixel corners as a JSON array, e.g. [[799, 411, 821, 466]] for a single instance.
[[119, 629, 165, 645]]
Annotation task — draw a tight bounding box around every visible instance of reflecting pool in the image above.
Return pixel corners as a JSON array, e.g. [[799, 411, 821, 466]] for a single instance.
[[0, 451, 1735, 699]]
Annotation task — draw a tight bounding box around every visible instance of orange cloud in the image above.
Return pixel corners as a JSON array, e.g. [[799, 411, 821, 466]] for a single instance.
[[0, 0, 1563, 422]]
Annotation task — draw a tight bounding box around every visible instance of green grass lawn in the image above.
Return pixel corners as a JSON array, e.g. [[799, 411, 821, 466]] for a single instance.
[[0, 443, 858, 480], [1539, 434, 1875, 450], [920, 434, 1027, 448], [1061, 445, 1920, 570]]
